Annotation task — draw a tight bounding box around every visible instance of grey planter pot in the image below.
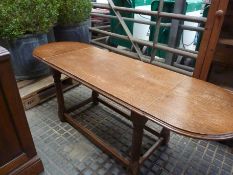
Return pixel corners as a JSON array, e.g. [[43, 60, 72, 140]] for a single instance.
[[54, 20, 91, 43], [7, 34, 50, 80]]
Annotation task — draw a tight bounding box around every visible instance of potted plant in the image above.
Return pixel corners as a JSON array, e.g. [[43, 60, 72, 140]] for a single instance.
[[0, 0, 59, 80], [54, 0, 92, 43]]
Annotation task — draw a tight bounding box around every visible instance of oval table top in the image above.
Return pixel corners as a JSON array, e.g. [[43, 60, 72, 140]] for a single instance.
[[33, 42, 233, 140]]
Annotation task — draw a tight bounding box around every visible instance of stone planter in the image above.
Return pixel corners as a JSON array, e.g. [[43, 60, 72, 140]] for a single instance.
[[7, 34, 50, 80], [54, 20, 91, 43]]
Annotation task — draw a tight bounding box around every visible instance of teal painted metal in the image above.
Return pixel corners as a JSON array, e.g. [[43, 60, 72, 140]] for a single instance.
[[109, 0, 153, 48], [135, 0, 153, 6], [149, 0, 203, 59], [149, 1, 176, 58], [109, 0, 135, 48], [152, 0, 203, 12], [109, 0, 203, 49], [186, 0, 203, 12]]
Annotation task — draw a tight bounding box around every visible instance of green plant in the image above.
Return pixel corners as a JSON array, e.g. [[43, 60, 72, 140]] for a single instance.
[[58, 0, 92, 26], [0, 0, 60, 39]]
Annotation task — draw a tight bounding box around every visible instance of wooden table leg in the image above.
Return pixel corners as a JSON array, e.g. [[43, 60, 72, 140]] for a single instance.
[[128, 111, 148, 175], [52, 69, 66, 122], [92, 90, 99, 105], [160, 127, 170, 145]]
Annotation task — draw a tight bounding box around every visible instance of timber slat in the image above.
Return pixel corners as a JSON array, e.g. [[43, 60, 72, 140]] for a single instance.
[[18, 74, 67, 99], [17, 75, 77, 110]]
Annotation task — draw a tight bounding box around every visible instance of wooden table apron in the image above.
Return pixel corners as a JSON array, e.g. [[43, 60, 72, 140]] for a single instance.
[[33, 42, 233, 175]]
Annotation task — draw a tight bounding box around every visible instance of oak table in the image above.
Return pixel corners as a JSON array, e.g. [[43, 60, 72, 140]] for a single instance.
[[33, 42, 233, 175]]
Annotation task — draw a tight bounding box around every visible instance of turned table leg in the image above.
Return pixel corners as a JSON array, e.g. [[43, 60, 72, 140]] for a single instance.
[[92, 90, 99, 105], [161, 127, 170, 145], [52, 69, 66, 122], [128, 111, 148, 175]]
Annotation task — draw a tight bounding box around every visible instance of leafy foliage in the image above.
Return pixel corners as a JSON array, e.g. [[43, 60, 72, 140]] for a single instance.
[[58, 0, 92, 26], [0, 0, 60, 39]]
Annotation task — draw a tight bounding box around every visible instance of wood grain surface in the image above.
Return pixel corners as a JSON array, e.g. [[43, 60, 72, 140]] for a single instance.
[[0, 47, 44, 174], [33, 42, 233, 140]]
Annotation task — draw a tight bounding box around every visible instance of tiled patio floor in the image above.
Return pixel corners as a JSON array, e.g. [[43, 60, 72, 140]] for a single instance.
[[26, 85, 233, 175]]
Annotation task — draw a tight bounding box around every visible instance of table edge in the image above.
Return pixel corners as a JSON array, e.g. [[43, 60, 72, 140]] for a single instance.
[[33, 52, 233, 141]]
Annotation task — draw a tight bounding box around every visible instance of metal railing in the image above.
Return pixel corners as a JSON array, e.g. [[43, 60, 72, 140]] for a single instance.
[[90, 0, 208, 76]]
